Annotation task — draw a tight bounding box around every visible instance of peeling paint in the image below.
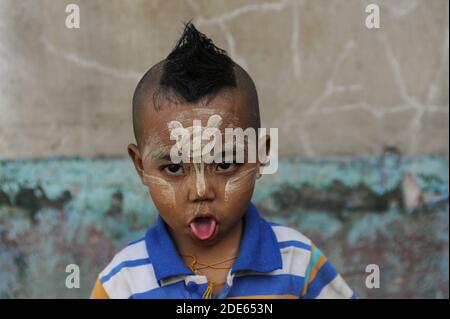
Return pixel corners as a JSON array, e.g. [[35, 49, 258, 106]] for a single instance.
[[0, 155, 448, 298]]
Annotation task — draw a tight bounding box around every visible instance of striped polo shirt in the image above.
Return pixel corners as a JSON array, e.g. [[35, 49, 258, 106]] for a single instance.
[[91, 202, 355, 299]]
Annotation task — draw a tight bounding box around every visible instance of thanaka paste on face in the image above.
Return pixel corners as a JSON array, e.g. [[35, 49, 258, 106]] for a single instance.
[[224, 167, 257, 202], [167, 114, 223, 197], [140, 171, 176, 207], [139, 113, 226, 206], [141, 107, 258, 209], [141, 135, 167, 162]]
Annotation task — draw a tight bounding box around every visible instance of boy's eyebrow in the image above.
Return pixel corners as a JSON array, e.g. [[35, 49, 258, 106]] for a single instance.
[[149, 144, 250, 162], [215, 149, 236, 160], [214, 144, 249, 162], [154, 151, 235, 162], [147, 153, 172, 162]]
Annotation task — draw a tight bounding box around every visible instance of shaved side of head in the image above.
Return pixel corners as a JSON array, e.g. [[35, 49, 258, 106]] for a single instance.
[[132, 60, 164, 147]]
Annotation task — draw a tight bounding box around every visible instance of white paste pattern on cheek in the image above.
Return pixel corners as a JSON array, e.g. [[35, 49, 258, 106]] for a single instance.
[[141, 172, 176, 206], [224, 167, 257, 202]]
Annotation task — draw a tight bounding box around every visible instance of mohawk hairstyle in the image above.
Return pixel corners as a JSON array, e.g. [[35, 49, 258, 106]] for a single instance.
[[159, 22, 237, 103]]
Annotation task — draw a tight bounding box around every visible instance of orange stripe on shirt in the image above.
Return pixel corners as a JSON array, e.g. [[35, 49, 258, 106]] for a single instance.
[[90, 279, 109, 299], [301, 255, 327, 296]]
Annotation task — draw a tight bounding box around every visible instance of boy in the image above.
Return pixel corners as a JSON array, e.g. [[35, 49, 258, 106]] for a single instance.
[[90, 23, 354, 299]]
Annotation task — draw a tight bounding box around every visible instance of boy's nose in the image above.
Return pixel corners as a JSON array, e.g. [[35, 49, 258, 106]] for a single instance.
[[187, 174, 216, 202]]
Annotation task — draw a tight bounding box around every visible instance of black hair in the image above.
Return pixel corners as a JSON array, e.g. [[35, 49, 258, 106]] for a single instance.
[[159, 22, 237, 103]]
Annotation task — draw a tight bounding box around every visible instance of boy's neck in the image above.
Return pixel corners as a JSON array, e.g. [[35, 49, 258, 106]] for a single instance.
[[171, 218, 244, 266]]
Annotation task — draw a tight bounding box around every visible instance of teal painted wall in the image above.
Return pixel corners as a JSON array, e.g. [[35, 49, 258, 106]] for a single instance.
[[0, 156, 448, 298]]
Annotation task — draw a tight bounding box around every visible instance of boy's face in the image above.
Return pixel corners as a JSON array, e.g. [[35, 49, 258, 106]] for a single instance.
[[128, 90, 267, 247]]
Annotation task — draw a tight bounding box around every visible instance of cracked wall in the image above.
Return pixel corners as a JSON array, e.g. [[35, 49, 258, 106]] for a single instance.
[[0, 0, 448, 158], [0, 156, 448, 298]]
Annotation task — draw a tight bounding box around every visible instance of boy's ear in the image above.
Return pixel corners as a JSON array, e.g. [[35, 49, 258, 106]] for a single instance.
[[127, 143, 144, 181], [256, 134, 270, 175], [263, 134, 271, 156]]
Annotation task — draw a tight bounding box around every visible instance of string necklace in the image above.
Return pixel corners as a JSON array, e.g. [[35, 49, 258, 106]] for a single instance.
[[181, 254, 237, 299]]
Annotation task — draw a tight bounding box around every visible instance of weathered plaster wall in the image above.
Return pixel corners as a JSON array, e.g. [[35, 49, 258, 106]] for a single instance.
[[0, 0, 448, 158]]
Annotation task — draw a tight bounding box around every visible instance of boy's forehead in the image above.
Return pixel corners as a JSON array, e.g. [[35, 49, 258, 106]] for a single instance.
[[141, 91, 253, 145]]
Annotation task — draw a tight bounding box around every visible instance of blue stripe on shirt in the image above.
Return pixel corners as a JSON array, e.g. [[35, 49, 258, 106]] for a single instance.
[[278, 240, 311, 251], [302, 261, 337, 299], [126, 237, 145, 246], [100, 258, 152, 284]]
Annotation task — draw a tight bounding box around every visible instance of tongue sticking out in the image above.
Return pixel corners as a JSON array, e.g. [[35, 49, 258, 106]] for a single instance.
[[189, 216, 217, 241]]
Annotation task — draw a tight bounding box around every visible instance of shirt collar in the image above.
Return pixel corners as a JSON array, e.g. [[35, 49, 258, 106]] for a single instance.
[[145, 202, 282, 283], [145, 215, 194, 283], [231, 202, 283, 274]]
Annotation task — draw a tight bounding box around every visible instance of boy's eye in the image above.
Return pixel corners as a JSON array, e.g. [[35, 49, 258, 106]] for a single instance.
[[162, 164, 184, 175], [216, 162, 239, 172]]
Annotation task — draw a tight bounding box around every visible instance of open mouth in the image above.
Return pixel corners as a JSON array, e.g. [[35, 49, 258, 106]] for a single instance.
[[189, 215, 218, 241]]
